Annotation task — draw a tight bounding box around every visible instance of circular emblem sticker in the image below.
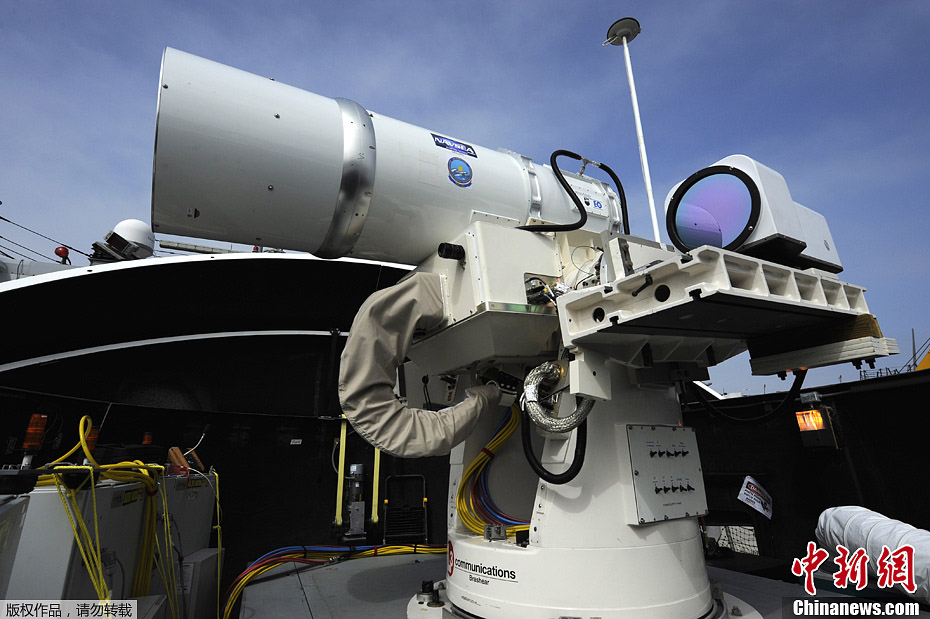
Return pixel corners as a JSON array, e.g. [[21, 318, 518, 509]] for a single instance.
[[448, 157, 473, 188]]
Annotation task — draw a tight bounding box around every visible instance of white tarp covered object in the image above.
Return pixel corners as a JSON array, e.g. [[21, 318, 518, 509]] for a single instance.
[[817, 505, 930, 604], [338, 272, 499, 457]]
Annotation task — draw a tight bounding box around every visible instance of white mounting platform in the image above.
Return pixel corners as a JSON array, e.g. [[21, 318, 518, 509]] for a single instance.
[[558, 245, 896, 375]]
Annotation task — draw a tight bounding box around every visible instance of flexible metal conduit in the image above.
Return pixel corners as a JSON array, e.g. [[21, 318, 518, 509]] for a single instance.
[[523, 361, 594, 433]]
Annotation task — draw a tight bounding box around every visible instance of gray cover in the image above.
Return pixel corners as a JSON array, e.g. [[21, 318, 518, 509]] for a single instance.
[[338, 272, 499, 457], [817, 505, 930, 604]]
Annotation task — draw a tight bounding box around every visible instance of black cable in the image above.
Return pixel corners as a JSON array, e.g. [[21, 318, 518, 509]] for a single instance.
[[42, 413, 65, 446], [685, 369, 808, 423], [0, 243, 36, 262], [594, 161, 630, 235], [0, 234, 57, 262], [898, 335, 930, 371], [169, 514, 185, 558], [0, 213, 92, 257], [518, 150, 588, 233], [517, 151, 630, 236], [422, 376, 433, 410], [114, 557, 126, 598], [520, 407, 587, 484], [571, 247, 605, 290]]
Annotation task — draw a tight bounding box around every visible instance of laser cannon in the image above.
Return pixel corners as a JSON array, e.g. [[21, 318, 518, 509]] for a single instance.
[[151, 48, 624, 266], [150, 48, 897, 619]]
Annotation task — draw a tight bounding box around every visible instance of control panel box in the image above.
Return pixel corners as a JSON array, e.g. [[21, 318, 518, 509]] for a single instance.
[[7, 481, 145, 599], [626, 425, 707, 524]]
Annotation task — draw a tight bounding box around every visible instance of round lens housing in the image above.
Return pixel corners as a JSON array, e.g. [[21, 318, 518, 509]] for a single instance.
[[666, 166, 760, 253]]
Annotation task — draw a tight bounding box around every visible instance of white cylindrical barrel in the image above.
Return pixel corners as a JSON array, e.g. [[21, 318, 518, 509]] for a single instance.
[[816, 506, 930, 603], [152, 48, 622, 265]]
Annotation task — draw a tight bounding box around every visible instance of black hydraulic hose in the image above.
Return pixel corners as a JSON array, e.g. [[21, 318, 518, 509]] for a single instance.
[[520, 407, 587, 485], [518, 150, 588, 233], [685, 369, 809, 423], [595, 161, 630, 235], [517, 150, 630, 235]]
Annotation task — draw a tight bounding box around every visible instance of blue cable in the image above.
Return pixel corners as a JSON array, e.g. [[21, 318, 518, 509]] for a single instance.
[[248, 545, 377, 567], [475, 438, 529, 526]]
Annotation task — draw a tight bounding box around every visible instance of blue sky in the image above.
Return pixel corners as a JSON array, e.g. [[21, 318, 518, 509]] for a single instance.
[[1, 1, 928, 394]]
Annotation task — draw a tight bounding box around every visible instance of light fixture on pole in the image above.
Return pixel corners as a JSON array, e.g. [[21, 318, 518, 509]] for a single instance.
[[604, 17, 661, 243]]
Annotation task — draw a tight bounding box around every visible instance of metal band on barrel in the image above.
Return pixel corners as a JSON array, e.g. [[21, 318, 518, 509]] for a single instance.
[[315, 98, 376, 258]]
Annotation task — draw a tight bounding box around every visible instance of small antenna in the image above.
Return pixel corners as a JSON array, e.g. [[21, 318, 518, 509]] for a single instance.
[[604, 18, 661, 243]]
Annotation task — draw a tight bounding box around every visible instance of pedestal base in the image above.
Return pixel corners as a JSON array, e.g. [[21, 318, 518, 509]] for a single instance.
[[407, 583, 763, 619]]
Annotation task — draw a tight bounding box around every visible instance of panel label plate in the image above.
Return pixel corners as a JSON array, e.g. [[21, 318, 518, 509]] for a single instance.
[[626, 424, 708, 524]]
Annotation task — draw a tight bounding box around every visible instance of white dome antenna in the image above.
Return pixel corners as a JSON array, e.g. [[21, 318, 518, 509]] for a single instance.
[[89, 218, 155, 264]]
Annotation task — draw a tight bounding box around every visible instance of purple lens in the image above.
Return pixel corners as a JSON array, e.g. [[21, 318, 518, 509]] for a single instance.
[[674, 173, 753, 249]]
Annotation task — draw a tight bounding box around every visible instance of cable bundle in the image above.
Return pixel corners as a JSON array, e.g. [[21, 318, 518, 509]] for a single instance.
[[456, 404, 530, 536], [49, 468, 109, 599], [35, 415, 208, 619], [223, 544, 446, 619]]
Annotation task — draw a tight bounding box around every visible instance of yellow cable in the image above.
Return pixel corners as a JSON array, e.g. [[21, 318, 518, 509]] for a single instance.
[[95, 462, 161, 601], [146, 462, 179, 619], [79, 416, 100, 467], [455, 404, 528, 536], [52, 477, 95, 593], [371, 449, 381, 524], [41, 418, 178, 604], [223, 563, 276, 619], [88, 474, 107, 597], [133, 493, 156, 596], [214, 469, 222, 619], [52, 468, 109, 600], [53, 471, 102, 595], [221, 545, 448, 619], [40, 415, 94, 469], [159, 476, 180, 619], [152, 534, 178, 619], [335, 418, 347, 526]]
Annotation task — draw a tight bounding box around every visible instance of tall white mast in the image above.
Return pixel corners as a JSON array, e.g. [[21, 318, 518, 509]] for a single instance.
[[604, 18, 661, 243]]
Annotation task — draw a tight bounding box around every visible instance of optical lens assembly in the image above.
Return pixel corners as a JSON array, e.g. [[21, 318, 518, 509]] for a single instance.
[[666, 166, 760, 252]]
